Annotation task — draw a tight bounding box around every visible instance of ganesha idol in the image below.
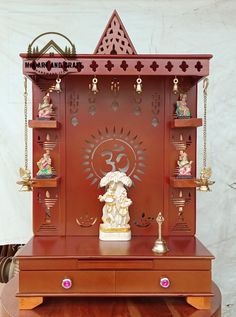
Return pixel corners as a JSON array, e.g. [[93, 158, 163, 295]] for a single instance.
[[98, 171, 132, 241]]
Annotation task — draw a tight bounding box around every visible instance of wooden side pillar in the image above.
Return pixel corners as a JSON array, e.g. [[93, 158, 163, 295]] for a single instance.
[[18, 297, 43, 310], [186, 296, 211, 310]]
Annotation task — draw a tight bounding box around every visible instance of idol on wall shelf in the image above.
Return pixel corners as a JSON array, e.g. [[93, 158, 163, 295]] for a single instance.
[[171, 118, 202, 128], [28, 120, 60, 129], [169, 177, 198, 188], [31, 176, 60, 188]]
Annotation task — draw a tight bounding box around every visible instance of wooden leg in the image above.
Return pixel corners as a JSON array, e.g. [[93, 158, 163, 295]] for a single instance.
[[186, 296, 211, 310], [18, 296, 43, 310]]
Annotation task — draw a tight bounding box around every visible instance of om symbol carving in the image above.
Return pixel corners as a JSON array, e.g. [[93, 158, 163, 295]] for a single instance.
[[100, 144, 130, 175], [92, 139, 136, 179]]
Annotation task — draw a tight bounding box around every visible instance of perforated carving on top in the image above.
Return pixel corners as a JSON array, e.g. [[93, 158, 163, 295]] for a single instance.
[[94, 10, 137, 55]]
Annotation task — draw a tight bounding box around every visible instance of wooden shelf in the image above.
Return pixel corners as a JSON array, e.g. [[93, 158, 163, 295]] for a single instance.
[[31, 177, 60, 188], [28, 120, 59, 129], [170, 177, 198, 188], [171, 118, 202, 128]]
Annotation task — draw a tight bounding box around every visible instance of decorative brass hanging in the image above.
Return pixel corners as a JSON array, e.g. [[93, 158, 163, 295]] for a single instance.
[[172, 76, 179, 94], [49, 76, 62, 93], [134, 77, 143, 94], [89, 76, 99, 94], [195, 78, 215, 192], [17, 77, 33, 191]]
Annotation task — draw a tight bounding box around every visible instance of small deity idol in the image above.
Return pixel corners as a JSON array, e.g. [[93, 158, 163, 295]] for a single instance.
[[177, 150, 193, 178], [176, 93, 191, 118], [98, 171, 132, 241], [38, 93, 53, 120], [36, 150, 54, 178]]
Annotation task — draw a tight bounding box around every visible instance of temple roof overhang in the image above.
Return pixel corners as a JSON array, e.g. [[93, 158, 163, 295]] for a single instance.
[[20, 53, 212, 77]]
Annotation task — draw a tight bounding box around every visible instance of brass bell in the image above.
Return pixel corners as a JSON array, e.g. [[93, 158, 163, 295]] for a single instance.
[[89, 76, 99, 94], [134, 77, 143, 94], [54, 77, 62, 93], [152, 212, 169, 254], [173, 76, 179, 94]]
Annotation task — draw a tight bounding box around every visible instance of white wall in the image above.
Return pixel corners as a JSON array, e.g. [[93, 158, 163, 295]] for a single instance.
[[0, 1, 235, 315]]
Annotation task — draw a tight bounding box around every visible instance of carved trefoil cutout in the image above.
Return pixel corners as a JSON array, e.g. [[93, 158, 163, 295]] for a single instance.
[[94, 10, 137, 55]]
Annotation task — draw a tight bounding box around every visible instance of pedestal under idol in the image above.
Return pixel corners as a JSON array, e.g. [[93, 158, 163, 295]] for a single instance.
[[98, 171, 132, 241]]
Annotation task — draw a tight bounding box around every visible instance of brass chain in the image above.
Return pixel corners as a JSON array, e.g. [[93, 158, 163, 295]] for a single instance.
[[203, 77, 209, 169], [23, 76, 28, 171]]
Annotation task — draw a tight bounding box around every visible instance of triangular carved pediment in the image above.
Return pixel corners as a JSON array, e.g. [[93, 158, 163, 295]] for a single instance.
[[94, 10, 137, 55]]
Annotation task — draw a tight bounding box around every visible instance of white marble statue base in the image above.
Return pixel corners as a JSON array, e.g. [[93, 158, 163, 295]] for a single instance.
[[99, 227, 131, 241]]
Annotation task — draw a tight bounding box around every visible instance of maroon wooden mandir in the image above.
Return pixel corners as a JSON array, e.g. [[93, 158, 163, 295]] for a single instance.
[[16, 11, 215, 311]]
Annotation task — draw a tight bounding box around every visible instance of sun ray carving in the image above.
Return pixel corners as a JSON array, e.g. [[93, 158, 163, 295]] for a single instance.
[[82, 127, 146, 186]]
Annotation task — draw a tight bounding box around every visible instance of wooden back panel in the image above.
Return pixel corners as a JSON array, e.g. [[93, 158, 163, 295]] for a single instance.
[[32, 76, 197, 237], [65, 76, 164, 236]]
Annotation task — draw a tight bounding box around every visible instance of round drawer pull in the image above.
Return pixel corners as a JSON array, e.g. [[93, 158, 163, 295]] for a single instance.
[[160, 277, 170, 288], [62, 278, 72, 289]]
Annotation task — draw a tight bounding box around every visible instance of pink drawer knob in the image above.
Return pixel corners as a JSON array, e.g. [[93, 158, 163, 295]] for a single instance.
[[160, 277, 170, 288], [62, 278, 72, 289]]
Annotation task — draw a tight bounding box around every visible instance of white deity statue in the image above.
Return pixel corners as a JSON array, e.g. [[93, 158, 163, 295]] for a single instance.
[[98, 171, 132, 241]]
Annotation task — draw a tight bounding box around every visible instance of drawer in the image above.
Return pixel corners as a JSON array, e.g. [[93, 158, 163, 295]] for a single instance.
[[19, 270, 212, 295], [116, 270, 211, 294], [19, 270, 115, 294]]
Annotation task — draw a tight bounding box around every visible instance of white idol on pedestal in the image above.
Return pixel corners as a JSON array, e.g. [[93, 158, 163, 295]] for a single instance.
[[98, 171, 132, 241]]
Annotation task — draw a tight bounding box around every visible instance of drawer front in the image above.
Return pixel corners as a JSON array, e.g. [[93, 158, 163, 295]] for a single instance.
[[19, 271, 115, 293], [19, 270, 211, 295], [116, 270, 211, 294]]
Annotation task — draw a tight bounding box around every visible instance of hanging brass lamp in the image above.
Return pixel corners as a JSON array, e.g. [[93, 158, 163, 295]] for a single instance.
[[16, 77, 33, 192], [195, 78, 215, 192]]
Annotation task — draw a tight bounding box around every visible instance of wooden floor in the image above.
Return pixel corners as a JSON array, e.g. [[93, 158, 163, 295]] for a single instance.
[[0, 277, 221, 317]]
